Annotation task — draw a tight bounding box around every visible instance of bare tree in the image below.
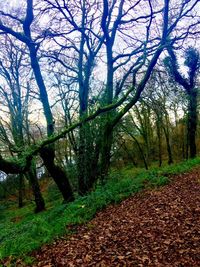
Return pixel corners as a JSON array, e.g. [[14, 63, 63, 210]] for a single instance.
[[0, 0, 74, 202], [0, 0, 198, 198], [0, 36, 45, 212]]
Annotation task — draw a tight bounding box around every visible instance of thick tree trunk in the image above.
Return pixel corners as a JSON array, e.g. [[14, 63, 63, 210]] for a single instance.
[[27, 163, 45, 213], [86, 143, 100, 190], [98, 43, 114, 183], [77, 124, 100, 195], [100, 123, 113, 182], [40, 146, 74, 202], [77, 38, 97, 195], [77, 125, 88, 195], [28, 45, 74, 202]]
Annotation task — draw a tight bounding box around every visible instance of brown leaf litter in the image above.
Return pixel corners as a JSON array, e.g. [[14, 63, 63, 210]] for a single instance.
[[24, 169, 200, 266]]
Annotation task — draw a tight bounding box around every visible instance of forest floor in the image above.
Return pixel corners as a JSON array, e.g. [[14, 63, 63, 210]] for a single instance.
[[32, 168, 200, 267]]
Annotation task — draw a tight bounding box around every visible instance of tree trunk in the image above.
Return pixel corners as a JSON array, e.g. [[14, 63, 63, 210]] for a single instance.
[[28, 44, 74, 202], [77, 123, 100, 195], [188, 90, 197, 158], [163, 126, 173, 165], [156, 118, 162, 167], [100, 123, 113, 182], [77, 125, 88, 195], [86, 143, 100, 190], [181, 123, 186, 159], [27, 162, 45, 213], [40, 146, 74, 202], [166, 47, 199, 159], [123, 142, 138, 167], [186, 118, 189, 160], [98, 41, 114, 183], [18, 173, 24, 208], [134, 138, 148, 170]]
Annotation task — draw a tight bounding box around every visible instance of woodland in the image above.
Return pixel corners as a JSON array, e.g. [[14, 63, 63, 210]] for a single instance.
[[0, 0, 200, 266]]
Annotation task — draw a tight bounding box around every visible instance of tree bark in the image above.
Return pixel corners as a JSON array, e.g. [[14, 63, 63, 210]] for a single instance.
[[156, 119, 162, 167], [40, 146, 74, 202], [163, 125, 173, 165], [166, 47, 199, 159], [77, 124, 100, 195], [18, 174, 24, 208], [188, 90, 197, 158], [27, 162, 45, 213], [100, 123, 113, 181]]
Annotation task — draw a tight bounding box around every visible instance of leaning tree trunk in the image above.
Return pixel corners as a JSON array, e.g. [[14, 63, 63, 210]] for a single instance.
[[126, 130, 148, 170], [40, 146, 74, 202], [133, 136, 148, 170], [28, 44, 74, 202], [27, 162, 45, 213]]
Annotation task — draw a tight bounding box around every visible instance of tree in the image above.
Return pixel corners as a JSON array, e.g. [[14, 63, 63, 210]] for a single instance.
[[0, 0, 74, 202], [165, 47, 200, 158], [0, 0, 199, 199], [0, 36, 45, 212]]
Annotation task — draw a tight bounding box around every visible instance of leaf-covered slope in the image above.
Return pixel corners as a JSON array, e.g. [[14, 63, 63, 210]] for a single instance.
[[33, 169, 200, 267]]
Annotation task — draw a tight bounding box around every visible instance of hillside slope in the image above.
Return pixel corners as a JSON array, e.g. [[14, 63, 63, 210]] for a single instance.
[[33, 169, 200, 266]]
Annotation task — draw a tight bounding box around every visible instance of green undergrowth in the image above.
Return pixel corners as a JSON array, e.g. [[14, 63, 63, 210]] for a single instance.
[[1, 157, 200, 263]]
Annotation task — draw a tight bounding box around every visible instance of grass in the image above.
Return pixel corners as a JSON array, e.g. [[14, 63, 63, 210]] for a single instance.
[[1, 157, 200, 264]]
